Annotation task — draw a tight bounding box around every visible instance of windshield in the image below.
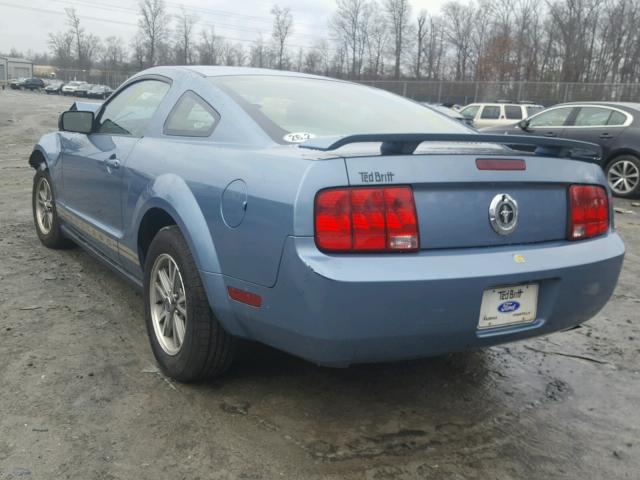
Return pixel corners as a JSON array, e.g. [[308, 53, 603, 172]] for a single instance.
[[210, 75, 468, 143]]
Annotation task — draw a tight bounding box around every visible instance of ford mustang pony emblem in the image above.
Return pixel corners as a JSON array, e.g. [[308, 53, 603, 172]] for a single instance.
[[498, 301, 521, 313], [489, 193, 519, 235]]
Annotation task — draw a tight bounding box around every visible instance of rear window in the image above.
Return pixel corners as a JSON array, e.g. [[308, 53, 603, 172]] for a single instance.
[[210, 75, 467, 143], [608, 110, 628, 126]]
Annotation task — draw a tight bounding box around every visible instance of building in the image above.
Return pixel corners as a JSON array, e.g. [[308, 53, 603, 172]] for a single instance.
[[0, 56, 34, 85]]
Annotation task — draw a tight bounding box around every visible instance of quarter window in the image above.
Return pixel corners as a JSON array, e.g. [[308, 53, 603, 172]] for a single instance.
[[607, 110, 628, 126], [97, 79, 170, 137], [574, 107, 614, 127], [504, 105, 523, 120], [164, 91, 219, 137], [480, 106, 501, 119], [528, 107, 573, 128]]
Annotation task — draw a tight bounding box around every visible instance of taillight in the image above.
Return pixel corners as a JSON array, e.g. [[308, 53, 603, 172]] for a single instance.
[[567, 185, 609, 240], [315, 186, 419, 252]]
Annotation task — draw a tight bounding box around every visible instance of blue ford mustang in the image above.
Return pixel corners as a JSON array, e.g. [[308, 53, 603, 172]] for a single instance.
[[29, 66, 625, 382]]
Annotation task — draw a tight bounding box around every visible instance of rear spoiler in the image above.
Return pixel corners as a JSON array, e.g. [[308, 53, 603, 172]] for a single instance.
[[300, 133, 601, 161]]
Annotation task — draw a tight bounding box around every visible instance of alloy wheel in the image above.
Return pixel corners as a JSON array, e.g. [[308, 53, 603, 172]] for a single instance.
[[608, 159, 639, 195], [35, 177, 54, 235], [149, 253, 187, 356]]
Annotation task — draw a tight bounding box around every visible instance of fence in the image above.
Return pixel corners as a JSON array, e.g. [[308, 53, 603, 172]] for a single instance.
[[359, 80, 640, 107], [37, 67, 640, 106]]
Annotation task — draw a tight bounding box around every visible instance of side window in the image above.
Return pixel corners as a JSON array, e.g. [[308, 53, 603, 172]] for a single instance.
[[607, 110, 628, 126], [460, 105, 480, 120], [504, 105, 523, 120], [164, 91, 219, 137], [97, 79, 170, 137], [528, 107, 573, 128], [574, 107, 614, 127], [480, 106, 500, 119]]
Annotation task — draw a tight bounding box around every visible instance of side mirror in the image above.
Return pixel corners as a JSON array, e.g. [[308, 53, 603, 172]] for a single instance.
[[59, 111, 94, 134], [518, 119, 530, 131]]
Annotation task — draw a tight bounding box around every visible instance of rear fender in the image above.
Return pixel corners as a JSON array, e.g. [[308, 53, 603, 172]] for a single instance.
[[132, 174, 246, 336]]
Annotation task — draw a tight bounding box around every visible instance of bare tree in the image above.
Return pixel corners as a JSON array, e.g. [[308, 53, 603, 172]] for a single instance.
[[365, 10, 388, 78], [414, 10, 427, 78], [48, 31, 75, 69], [65, 8, 89, 68], [101, 36, 126, 70], [384, 0, 412, 79], [330, 0, 371, 79], [198, 27, 223, 65], [442, 1, 475, 80], [175, 7, 198, 65], [138, 0, 169, 67], [271, 5, 293, 70], [249, 35, 271, 68]]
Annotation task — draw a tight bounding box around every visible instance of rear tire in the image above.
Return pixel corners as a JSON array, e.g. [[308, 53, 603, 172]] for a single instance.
[[32, 169, 74, 249], [606, 154, 640, 198], [143, 226, 237, 382]]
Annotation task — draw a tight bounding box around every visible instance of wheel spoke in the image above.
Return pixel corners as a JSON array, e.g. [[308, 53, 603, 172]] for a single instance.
[[174, 313, 185, 347], [160, 311, 172, 336], [158, 268, 172, 297]]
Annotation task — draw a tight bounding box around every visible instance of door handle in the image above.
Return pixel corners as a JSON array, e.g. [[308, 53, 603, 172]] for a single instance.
[[544, 132, 557, 137], [599, 133, 613, 139]]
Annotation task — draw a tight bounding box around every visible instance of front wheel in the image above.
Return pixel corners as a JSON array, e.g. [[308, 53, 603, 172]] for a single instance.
[[32, 169, 74, 249], [143, 226, 237, 382], [606, 155, 640, 198]]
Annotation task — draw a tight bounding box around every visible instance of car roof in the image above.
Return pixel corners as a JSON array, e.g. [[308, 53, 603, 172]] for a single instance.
[[466, 103, 542, 107], [139, 65, 347, 83], [558, 101, 640, 111]]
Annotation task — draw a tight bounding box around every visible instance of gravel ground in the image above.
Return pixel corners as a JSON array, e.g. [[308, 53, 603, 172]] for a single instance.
[[0, 89, 639, 480]]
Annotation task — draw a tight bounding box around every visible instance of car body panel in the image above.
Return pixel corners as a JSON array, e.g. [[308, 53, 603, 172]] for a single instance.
[[216, 232, 624, 365], [482, 102, 640, 167], [29, 66, 625, 366]]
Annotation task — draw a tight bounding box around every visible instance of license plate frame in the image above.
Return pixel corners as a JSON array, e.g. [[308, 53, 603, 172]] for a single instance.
[[478, 283, 539, 330]]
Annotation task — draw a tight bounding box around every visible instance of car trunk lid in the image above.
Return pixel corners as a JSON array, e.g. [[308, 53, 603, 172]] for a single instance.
[[343, 153, 582, 249]]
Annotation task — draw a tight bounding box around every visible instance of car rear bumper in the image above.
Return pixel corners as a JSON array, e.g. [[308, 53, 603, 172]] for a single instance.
[[206, 233, 624, 366]]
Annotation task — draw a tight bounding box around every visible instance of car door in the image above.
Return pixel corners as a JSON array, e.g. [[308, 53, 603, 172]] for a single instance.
[[524, 106, 575, 137], [559, 106, 629, 159], [474, 105, 502, 128], [60, 78, 171, 262]]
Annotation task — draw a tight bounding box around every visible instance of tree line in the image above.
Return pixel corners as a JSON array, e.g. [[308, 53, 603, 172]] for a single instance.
[[8, 0, 640, 84]]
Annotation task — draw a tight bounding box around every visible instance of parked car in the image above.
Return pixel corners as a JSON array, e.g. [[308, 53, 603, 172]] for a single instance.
[[75, 83, 94, 97], [61, 81, 88, 96], [45, 81, 64, 94], [460, 102, 544, 129], [9, 78, 27, 89], [28, 67, 624, 382], [86, 84, 113, 99], [481, 102, 640, 197], [21, 77, 46, 90]]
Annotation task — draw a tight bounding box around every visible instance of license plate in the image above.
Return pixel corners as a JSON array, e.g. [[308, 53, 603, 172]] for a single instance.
[[478, 283, 539, 330]]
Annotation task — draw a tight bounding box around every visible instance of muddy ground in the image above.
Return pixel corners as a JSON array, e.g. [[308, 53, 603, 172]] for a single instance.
[[0, 89, 638, 480]]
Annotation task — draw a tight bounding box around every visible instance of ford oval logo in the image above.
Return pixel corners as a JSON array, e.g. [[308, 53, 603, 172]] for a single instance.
[[498, 301, 520, 313]]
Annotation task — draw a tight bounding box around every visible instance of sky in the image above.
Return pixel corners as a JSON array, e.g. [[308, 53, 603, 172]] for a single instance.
[[0, 0, 455, 56]]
